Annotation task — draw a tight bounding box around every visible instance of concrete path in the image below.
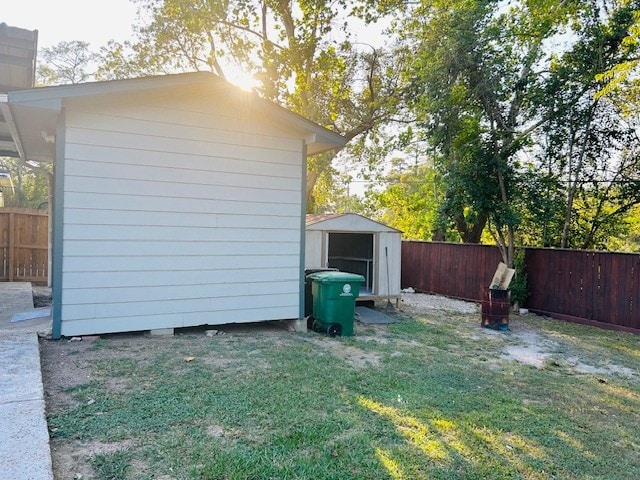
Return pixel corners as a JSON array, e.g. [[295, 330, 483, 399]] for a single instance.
[[0, 282, 36, 322], [0, 282, 54, 480]]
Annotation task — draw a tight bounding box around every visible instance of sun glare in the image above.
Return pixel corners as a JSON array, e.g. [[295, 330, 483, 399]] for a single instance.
[[225, 67, 259, 92]]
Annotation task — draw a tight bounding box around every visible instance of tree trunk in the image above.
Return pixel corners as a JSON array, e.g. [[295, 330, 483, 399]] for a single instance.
[[454, 211, 487, 243], [432, 228, 446, 242], [561, 105, 596, 248]]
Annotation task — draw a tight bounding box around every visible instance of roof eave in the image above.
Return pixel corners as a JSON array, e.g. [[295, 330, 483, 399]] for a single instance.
[[7, 71, 347, 158]]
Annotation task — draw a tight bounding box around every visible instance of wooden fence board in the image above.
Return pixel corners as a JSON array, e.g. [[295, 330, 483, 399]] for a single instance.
[[621, 254, 638, 329], [0, 208, 48, 285], [584, 251, 594, 321], [402, 241, 640, 334], [631, 256, 638, 329]]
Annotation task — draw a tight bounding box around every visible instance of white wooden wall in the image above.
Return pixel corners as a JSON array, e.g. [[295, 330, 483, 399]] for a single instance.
[[59, 90, 304, 336], [375, 231, 402, 297], [304, 230, 324, 269]]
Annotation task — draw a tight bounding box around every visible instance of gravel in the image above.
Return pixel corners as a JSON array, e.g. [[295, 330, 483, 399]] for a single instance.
[[400, 291, 479, 314]]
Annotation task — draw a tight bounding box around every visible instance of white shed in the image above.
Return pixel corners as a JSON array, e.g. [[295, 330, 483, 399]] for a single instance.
[[3, 72, 346, 338], [305, 213, 402, 302]]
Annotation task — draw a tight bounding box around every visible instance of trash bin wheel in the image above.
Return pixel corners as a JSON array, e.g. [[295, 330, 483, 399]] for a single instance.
[[327, 323, 342, 337]]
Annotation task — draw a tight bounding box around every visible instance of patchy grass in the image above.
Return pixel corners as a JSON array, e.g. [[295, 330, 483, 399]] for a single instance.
[[42, 311, 640, 480]]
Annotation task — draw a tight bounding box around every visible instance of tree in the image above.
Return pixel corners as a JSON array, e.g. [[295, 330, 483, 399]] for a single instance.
[[95, 0, 406, 211], [365, 157, 448, 240], [393, 0, 640, 264], [37, 40, 98, 85], [0, 158, 50, 209], [536, 1, 640, 249], [596, 2, 640, 99], [398, 0, 568, 262]]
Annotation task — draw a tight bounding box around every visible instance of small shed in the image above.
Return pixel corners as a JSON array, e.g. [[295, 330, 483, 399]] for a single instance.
[[305, 213, 402, 302], [3, 72, 346, 338]]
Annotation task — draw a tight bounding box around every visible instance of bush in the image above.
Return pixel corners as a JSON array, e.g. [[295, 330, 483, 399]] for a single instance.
[[510, 248, 529, 307]]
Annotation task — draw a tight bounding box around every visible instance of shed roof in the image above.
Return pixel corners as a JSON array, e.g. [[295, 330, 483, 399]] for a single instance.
[[305, 213, 401, 233], [1, 71, 347, 164]]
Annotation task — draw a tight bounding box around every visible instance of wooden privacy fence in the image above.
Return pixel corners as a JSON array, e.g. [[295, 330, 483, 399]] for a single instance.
[[0, 208, 49, 284], [402, 241, 639, 334]]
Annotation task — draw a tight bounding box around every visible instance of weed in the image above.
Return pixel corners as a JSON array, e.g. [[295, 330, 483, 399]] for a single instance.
[[91, 450, 131, 480]]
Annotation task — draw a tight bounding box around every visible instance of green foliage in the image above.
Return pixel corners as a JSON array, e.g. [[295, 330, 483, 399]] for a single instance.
[[606, 204, 640, 252], [596, 8, 640, 98], [509, 248, 529, 307], [0, 159, 50, 209], [535, 0, 640, 249], [364, 158, 453, 240], [30, 0, 640, 251], [394, 0, 640, 256]]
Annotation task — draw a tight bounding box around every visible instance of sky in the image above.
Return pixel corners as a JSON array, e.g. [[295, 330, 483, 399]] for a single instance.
[[4, 0, 138, 50]]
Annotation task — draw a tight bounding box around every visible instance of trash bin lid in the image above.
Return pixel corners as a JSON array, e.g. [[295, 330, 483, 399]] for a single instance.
[[305, 268, 339, 278], [308, 271, 365, 283]]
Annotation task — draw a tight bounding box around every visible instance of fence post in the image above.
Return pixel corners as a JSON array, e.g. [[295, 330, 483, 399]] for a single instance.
[[8, 212, 14, 282]]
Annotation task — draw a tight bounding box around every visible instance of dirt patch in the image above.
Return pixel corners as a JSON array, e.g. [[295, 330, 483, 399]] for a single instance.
[[500, 328, 639, 379], [303, 336, 381, 368], [49, 439, 133, 480], [206, 424, 226, 438], [501, 331, 554, 368], [40, 338, 97, 411], [569, 358, 638, 379], [32, 286, 53, 308]]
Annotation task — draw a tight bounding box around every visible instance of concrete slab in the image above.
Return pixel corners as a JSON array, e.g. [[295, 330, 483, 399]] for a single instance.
[[0, 332, 54, 480], [355, 306, 397, 324], [0, 282, 34, 322], [0, 283, 51, 336]]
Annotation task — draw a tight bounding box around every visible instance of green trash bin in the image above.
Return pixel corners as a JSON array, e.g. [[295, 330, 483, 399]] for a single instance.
[[308, 271, 365, 337], [304, 268, 339, 319]]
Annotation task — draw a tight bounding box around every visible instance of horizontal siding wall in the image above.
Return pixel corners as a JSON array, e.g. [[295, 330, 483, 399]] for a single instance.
[[60, 100, 303, 336]]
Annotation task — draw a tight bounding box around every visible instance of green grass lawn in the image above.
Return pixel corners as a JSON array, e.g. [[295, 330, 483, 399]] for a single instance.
[[42, 308, 640, 480]]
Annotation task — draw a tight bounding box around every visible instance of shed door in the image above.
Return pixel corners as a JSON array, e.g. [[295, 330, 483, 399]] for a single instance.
[[327, 232, 374, 294]]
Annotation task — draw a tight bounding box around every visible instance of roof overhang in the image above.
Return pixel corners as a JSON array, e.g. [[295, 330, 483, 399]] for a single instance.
[[3, 72, 346, 163], [1, 95, 57, 163]]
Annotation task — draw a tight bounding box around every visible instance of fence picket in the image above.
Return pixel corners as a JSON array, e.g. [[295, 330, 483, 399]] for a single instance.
[[0, 208, 48, 285], [401, 241, 640, 334]]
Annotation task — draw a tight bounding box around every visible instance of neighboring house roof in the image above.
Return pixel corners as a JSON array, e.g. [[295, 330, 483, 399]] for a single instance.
[[305, 213, 401, 233], [1, 71, 346, 164]]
